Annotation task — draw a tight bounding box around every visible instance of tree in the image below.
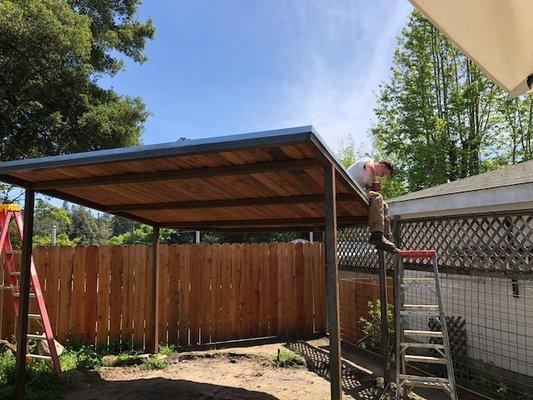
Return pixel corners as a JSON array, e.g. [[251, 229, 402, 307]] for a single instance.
[[111, 215, 139, 236], [69, 206, 111, 245], [371, 11, 532, 194], [0, 0, 153, 161], [33, 199, 71, 237]]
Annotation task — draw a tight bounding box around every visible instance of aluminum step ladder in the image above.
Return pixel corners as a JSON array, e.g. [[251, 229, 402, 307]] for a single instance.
[[0, 204, 61, 372], [395, 249, 457, 399]]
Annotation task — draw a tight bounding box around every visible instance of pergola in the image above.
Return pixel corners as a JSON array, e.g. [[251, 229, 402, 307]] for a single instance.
[[0, 126, 372, 400]]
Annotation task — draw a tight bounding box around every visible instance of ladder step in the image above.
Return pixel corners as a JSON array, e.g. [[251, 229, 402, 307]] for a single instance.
[[401, 342, 445, 349], [28, 313, 42, 320], [404, 304, 438, 311], [13, 292, 36, 298], [402, 278, 435, 288], [403, 278, 434, 284], [27, 354, 52, 361], [27, 333, 47, 340], [402, 304, 439, 316], [399, 374, 449, 383], [402, 380, 451, 390], [405, 355, 447, 364], [0, 285, 17, 291], [404, 330, 442, 338], [10, 271, 21, 276], [401, 310, 440, 316]]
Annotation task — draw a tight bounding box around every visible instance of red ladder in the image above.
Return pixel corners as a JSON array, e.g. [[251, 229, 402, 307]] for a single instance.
[[0, 204, 61, 372]]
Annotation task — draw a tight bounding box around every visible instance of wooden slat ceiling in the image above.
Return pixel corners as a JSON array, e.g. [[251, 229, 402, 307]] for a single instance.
[[0, 126, 369, 231]]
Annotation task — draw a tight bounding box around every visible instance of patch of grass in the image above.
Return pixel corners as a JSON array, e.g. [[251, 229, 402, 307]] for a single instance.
[[141, 357, 167, 370], [158, 344, 174, 356], [274, 349, 305, 367]]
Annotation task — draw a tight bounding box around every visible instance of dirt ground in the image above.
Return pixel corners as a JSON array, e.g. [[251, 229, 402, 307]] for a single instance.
[[63, 340, 428, 400], [63, 343, 332, 400]]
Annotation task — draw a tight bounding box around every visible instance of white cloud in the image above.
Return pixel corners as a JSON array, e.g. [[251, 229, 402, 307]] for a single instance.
[[272, 0, 412, 151]]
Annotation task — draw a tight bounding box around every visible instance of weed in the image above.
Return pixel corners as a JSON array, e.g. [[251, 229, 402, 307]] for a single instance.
[[141, 357, 167, 370], [59, 351, 78, 371], [207, 348, 221, 359], [158, 344, 174, 356], [112, 353, 142, 367], [274, 348, 305, 367]]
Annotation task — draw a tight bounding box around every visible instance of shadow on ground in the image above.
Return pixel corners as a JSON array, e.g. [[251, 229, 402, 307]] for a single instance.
[[287, 341, 394, 400], [62, 371, 279, 400]]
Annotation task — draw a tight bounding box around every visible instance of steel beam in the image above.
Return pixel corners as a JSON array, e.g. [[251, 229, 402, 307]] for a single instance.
[[149, 226, 160, 354], [15, 189, 35, 400], [324, 166, 342, 400]]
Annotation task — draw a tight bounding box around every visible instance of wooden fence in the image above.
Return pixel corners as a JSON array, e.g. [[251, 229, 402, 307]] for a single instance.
[[1, 243, 326, 349], [339, 277, 393, 347]]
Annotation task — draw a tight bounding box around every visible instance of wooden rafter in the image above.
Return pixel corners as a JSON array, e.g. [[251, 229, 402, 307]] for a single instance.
[[31, 158, 324, 190]]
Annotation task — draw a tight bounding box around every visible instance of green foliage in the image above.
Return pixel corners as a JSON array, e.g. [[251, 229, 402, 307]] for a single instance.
[[0, 0, 152, 162], [0, 353, 67, 400], [34, 199, 71, 236], [358, 300, 395, 355], [33, 232, 80, 247], [158, 344, 175, 356], [274, 348, 305, 368], [141, 357, 167, 370], [371, 11, 532, 194], [109, 224, 153, 245], [111, 216, 140, 237], [202, 231, 304, 244], [59, 351, 78, 371], [112, 353, 142, 367], [69, 206, 112, 245]]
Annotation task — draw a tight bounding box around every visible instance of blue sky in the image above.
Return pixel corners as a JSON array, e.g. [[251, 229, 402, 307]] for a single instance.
[[99, 0, 413, 152]]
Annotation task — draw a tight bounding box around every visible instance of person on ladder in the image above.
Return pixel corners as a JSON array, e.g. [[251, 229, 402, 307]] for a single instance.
[[347, 157, 398, 253]]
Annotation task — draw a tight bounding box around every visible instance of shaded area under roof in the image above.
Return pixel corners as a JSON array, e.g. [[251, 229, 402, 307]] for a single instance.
[[0, 126, 369, 231]]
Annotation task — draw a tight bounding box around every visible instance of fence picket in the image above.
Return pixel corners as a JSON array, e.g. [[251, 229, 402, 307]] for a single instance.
[[1, 243, 327, 350]]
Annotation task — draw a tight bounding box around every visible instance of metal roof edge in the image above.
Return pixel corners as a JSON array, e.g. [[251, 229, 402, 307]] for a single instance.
[[0, 126, 315, 173]]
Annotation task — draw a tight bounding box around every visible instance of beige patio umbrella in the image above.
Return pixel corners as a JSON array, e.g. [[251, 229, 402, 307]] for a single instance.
[[410, 0, 533, 97]]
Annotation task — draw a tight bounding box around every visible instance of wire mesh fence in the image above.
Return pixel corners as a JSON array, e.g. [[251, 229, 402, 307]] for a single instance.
[[338, 211, 533, 400]]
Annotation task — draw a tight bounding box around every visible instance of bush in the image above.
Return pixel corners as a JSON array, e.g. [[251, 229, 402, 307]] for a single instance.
[[274, 349, 305, 367], [359, 299, 395, 355]]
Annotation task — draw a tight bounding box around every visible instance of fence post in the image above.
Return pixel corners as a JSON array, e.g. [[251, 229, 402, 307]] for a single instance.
[[378, 250, 391, 384]]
